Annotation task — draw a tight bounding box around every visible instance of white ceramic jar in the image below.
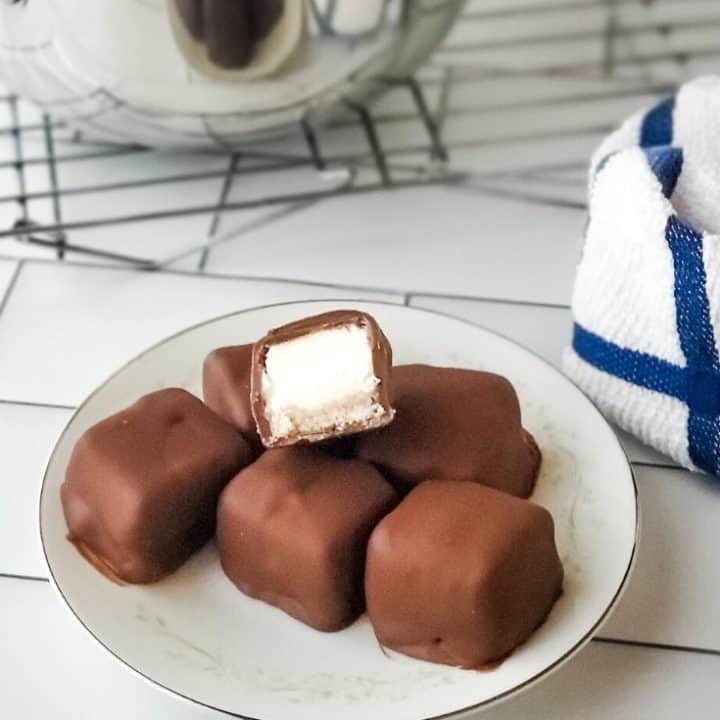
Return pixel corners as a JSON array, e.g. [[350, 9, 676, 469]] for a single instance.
[[0, 0, 462, 146]]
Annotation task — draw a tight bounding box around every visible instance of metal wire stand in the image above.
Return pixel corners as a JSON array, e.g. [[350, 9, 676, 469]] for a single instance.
[[1, 0, 717, 270]]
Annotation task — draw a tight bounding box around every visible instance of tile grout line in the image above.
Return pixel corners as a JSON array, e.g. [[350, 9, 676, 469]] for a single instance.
[[592, 636, 720, 658], [0, 572, 49, 583], [0, 259, 23, 318], [452, 181, 587, 211], [459, 0, 682, 21], [631, 460, 682, 471], [0, 252, 573, 310], [0, 397, 77, 411], [408, 292, 571, 310]]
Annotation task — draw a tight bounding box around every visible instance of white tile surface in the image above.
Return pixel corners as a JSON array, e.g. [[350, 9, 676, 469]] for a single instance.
[[441, 93, 654, 149], [0, 579, 219, 720], [464, 174, 586, 209], [0, 262, 401, 406], [451, 132, 603, 177], [206, 186, 586, 304], [0, 235, 58, 261], [67, 208, 276, 267], [2, 578, 718, 719], [0, 403, 72, 577], [477, 641, 720, 720], [411, 295, 572, 365], [54, 157, 355, 266], [601, 466, 720, 651], [409, 294, 675, 467]]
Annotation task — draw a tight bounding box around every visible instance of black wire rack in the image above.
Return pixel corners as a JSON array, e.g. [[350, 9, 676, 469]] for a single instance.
[[0, 73, 455, 268], [0, 0, 717, 271]]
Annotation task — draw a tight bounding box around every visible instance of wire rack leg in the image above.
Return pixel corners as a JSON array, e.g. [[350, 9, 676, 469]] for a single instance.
[[198, 153, 241, 271], [8, 96, 30, 243], [345, 100, 391, 185], [405, 76, 448, 162], [42, 113, 67, 259], [301, 116, 326, 171]]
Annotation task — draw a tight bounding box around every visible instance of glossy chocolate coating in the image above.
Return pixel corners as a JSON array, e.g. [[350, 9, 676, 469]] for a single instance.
[[251, 310, 395, 448], [356, 364, 541, 497], [217, 446, 398, 631], [365, 481, 563, 668], [174, 0, 284, 69], [203, 343, 263, 455], [61, 388, 252, 584]]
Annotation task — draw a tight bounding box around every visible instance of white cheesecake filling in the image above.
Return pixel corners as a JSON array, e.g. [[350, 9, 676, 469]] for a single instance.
[[262, 324, 384, 441]]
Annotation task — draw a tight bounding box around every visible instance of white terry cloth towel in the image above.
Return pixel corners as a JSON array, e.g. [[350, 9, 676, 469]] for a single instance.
[[564, 76, 720, 476]]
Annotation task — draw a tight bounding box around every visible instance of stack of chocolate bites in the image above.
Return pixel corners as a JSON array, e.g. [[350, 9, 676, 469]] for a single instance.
[[61, 310, 563, 669]]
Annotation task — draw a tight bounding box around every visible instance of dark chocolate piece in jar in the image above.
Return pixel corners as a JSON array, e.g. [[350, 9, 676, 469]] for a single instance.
[[217, 446, 398, 631], [249, 0, 285, 40], [61, 388, 252, 584], [365, 480, 563, 669], [356, 364, 541, 497], [251, 310, 395, 448], [174, 0, 284, 69], [203, 343, 263, 455], [175, 0, 204, 40]]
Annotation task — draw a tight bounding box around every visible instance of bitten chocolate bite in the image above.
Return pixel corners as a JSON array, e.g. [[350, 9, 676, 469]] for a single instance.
[[61, 388, 252, 584], [203, 343, 262, 454], [356, 364, 541, 497], [365, 481, 563, 668], [251, 310, 395, 448], [217, 446, 398, 631]]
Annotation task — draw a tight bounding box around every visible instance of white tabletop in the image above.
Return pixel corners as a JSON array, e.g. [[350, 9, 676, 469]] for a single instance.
[[2, 1, 720, 718]]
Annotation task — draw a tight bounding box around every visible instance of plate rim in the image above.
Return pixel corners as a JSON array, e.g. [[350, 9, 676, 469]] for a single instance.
[[39, 298, 640, 720]]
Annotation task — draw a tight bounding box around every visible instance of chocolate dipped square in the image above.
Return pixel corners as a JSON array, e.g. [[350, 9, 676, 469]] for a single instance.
[[61, 388, 252, 584], [356, 364, 541, 497], [203, 343, 262, 454], [217, 446, 398, 631], [365, 480, 563, 668]]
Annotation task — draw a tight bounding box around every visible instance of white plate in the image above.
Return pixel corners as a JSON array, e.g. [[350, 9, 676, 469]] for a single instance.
[[40, 300, 638, 720]]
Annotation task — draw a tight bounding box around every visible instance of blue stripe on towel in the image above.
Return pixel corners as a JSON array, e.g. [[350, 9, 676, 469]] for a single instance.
[[640, 96, 675, 148], [643, 146, 683, 198], [572, 324, 687, 400], [572, 146, 720, 475], [573, 319, 720, 474], [666, 216, 720, 473]]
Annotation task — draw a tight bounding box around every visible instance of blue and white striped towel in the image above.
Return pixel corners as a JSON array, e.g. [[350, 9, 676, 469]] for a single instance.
[[564, 76, 720, 476]]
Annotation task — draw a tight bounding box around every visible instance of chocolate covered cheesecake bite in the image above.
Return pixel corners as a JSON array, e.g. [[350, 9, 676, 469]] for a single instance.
[[61, 388, 252, 584], [356, 364, 541, 497], [251, 310, 395, 448], [217, 446, 398, 631], [203, 343, 262, 454], [365, 481, 563, 668]]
